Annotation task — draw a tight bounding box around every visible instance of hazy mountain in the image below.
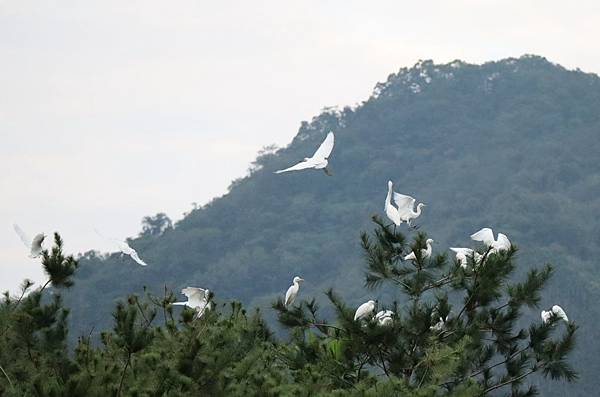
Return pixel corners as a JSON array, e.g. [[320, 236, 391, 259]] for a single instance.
[[66, 55, 600, 395]]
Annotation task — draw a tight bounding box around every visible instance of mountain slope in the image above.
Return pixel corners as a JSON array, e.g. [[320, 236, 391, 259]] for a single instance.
[[67, 55, 600, 396]]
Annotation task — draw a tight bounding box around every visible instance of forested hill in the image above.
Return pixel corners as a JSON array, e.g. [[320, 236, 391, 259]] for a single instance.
[[66, 55, 600, 395]]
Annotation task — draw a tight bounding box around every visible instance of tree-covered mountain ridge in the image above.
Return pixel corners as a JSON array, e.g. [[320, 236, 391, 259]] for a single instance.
[[67, 54, 600, 395]]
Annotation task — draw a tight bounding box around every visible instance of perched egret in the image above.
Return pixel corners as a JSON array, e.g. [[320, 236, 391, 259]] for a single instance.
[[13, 224, 45, 258], [374, 310, 394, 326], [354, 300, 376, 321], [552, 305, 569, 322], [393, 193, 425, 226], [404, 239, 434, 261], [430, 316, 447, 332], [541, 305, 569, 323], [384, 181, 401, 226], [541, 310, 552, 324], [284, 276, 304, 307], [275, 131, 335, 176], [95, 229, 149, 266], [384, 181, 425, 227], [470, 228, 511, 253], [449, 247, 482, 269], [173, 287, 211, 319]]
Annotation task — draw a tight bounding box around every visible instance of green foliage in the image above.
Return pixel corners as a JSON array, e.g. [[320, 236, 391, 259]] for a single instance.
[[273, 219, 578, 396], [0, 224, 579, 395]]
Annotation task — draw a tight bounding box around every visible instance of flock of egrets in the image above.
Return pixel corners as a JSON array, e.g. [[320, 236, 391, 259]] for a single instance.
[[12, 130, 568, 325]]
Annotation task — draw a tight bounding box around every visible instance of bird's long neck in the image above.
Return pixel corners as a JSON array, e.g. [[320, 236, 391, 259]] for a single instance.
[[385, 186, 392, 207], [425, 241, 432, 255], [413, 203, 422, 217]]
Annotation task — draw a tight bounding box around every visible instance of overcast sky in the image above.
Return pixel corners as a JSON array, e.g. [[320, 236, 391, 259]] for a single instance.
[[1, 0, 599, 293]]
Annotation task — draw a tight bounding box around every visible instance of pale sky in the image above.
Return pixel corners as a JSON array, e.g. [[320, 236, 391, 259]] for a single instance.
[[1, 0, 599, 293]]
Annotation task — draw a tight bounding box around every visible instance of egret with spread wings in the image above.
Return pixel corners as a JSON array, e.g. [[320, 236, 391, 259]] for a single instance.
[[172, 287, 212, 319], [384, 181, 425, 227], [95, 229, 149, 266], [275, 131, 335, 176], [449, 247, 482, 269], [470, 228, 511, 253], [13, 224, 45, 258]]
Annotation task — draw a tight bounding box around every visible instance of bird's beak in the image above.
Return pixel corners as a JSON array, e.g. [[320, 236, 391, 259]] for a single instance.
[[299, 278, 305, 282]]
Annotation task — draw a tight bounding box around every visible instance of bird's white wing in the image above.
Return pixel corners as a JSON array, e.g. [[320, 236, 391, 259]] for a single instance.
[[552, 305, 569, 322], [127, 249, 148, 266], [496, 233, 511, 250], [404, 251, 416, 261], [13, 224, 31, 247], [354, 302, 373, 321], [274, 160, 314, 173], [384, 204, 401, 226], [470, 228, 495, 245], [393, 193, 416, 214], [172, 301, 187, 306], [182, 287, 207, 308], [284, 284, 296, 306], [375, 310, 393, 320], [449, 247, 473, 256], [541, 310, 552, 323], [311, 131, 335, 160], [30, 234, 45, 257]]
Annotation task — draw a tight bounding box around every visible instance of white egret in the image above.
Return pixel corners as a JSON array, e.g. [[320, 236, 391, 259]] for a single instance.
[[354, 300, 376, 321], [393, 192, 425, 226], [404, 239, 434, 261], [541, 305, 569, 323], [284, 276, 304, 307], [552, 305, 569, 322], [384, 181, 425, 227], [449, 247, 482, 269], [430, 316, 447, 332], [541, 310, 552, 324], [275, 131, 335, 176], [95, 229, 149, 266], [374, 310, 394, 326], [384, 181, 401, 226], [13, 224, 45, 258], [173, 287, 211, 319], [470, 228, 511, 253]]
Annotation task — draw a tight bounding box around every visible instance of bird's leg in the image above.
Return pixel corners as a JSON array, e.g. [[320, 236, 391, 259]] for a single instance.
[[323, 167, 332, 176]]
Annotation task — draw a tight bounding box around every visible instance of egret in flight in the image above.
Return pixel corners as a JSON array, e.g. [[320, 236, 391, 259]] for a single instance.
[[354, 300, 376, 321], [275, 131, 335, 176], [541, 305, 569, 323], [284, 276, 304, 307], [95, 229, 149, 266], [13, 224, 45, 258], [384, 181, 425, 227], [470, 228, 511, 253], [173, 287, 211, 319], [449, 247, 482, 269], [404, 239, 434, 261], [374, 310, 394, 326]]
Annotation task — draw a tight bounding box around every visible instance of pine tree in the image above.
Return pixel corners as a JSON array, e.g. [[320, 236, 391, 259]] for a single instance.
[[274, 216, 578, 395]]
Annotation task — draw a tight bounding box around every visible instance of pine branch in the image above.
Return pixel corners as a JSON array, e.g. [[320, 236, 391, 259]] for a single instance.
[[479, 368, 536, 395]]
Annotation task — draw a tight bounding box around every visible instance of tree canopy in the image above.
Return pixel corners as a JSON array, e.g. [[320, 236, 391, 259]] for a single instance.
[[1, 220, 578, 395]]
